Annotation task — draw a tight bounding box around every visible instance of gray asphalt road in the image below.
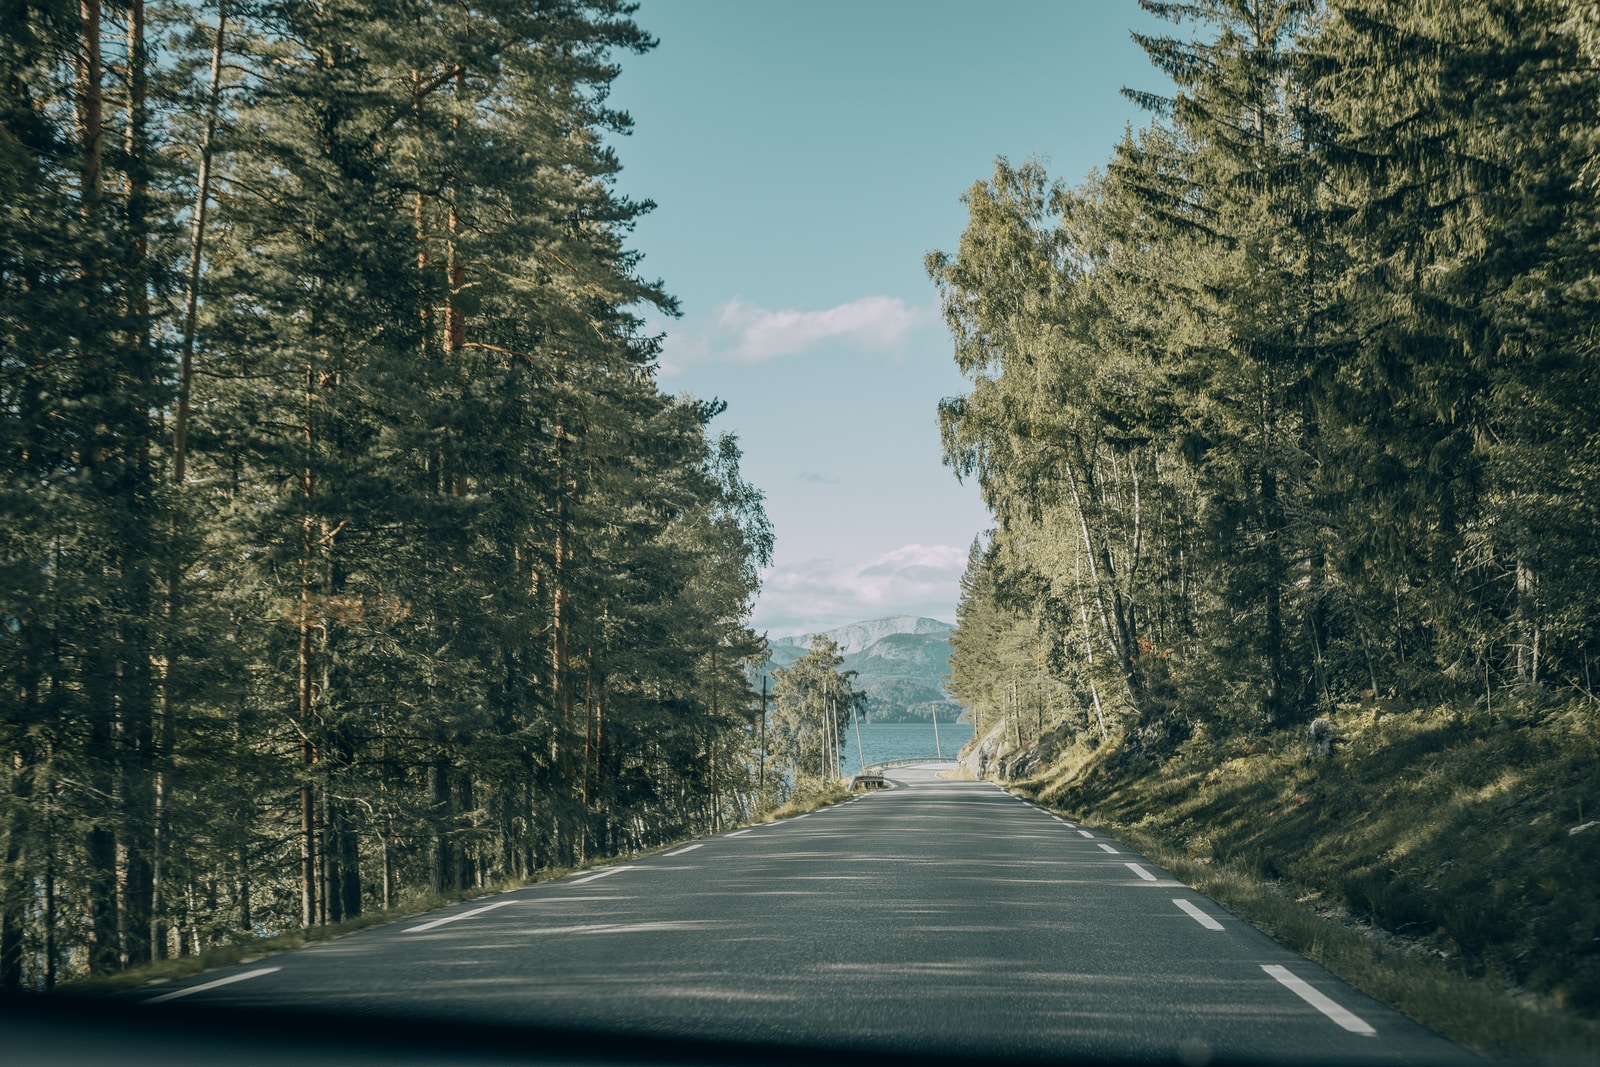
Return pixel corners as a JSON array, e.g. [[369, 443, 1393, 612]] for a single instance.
[[127, 767, 1476, 1064]]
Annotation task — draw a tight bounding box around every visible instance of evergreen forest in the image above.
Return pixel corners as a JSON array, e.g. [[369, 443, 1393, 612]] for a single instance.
[[0, 0, 775, 988], [934, 0, 1600, 1023]]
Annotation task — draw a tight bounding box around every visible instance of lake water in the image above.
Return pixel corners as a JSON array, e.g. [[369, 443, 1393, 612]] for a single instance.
[[838, 719, 975, 778]]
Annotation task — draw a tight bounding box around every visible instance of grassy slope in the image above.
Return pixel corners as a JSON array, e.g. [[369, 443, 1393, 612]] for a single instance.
[[1012, 693, 1600, 1063]]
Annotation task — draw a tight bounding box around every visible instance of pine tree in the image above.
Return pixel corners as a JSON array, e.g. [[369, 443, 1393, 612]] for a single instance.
[[770, 636, 865, 790]]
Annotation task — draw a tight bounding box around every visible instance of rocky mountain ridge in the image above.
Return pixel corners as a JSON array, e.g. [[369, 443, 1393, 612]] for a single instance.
[[765, 616, 963, 724]]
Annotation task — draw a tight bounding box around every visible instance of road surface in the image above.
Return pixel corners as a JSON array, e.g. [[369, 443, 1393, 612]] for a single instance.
[[38, 765, 1478, 1064]]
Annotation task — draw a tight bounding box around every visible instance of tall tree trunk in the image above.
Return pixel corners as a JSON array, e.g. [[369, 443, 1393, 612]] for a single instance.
[[340, 808, 362, 917], [75, 0, 121, 979], [173, 3, 227, 486], [118, 0, 156, 966], [1261, 463, 1286, 722], [551, 421, 573, 863], [299, 517, 317, 927], [43, 797, 57, 988], [0, 751, 30, 991], [429, 757, 452, 893]]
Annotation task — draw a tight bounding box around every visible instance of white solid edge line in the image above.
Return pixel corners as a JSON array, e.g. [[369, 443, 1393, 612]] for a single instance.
[[1262, 964, 1376, 1035], [144, 967, 281, 1004], [405, 899, 518, 932], [1098, 843, 1119, 854], [1078, 830, 1095, 838], [1173, 898, 1224, 930], [1124, 862, 1158, 881], [664, 843, 703, 857]]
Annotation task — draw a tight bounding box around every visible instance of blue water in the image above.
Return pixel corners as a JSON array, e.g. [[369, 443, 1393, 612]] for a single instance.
[[839, 719, 975, 778]]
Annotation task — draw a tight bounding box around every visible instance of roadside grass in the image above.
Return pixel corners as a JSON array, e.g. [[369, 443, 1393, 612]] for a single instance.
[[67, 786, 860, 998], [760, 781, 852, 820], [1013, 693, 1600, 1064]]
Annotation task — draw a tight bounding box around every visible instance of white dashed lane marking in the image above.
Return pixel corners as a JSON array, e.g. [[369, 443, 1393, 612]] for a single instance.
[[1124, 862, 1158, 882], [1262, 965, 1376, 1035], [404, 900, 519, 932], [664, 844, 703, 857], [145, 967, 281, 1004], [1098, 843, 1119, 854], [1173, 898, 1224, 930]]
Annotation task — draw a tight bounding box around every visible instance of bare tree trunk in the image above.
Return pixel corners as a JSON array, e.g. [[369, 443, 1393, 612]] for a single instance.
[[173, 3, 227, 486], [299, 485, 317, 925]]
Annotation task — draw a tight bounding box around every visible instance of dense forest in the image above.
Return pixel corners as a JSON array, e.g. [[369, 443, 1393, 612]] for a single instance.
[[933, 0, 1600, 1020], [0, 0, 773, 988], [938, 0, 1600, 746]]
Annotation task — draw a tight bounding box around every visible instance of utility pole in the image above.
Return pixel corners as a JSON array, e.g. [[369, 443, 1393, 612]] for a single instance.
[[852, 699, 866, 774], [758, 675, 767, 804]]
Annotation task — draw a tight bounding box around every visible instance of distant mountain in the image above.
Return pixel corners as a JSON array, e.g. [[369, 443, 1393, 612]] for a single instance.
[[765, 616, 963, 724], [768, 615, 951, 662]]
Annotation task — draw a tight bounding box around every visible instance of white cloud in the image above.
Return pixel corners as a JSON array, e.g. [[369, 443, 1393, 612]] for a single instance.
[[661, 295, 930, 370], [753, 543, 968, 637]]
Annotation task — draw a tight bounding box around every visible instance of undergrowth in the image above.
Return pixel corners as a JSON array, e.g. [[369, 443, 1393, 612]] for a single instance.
[[1012, 691, 1600, 1064], [761, 781, 852, 820]]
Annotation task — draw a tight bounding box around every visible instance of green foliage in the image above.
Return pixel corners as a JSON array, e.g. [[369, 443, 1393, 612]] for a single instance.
[[768, 635, 867, 790], [935, 0, 1600, 1031], [1, 0, 770, 989], [937, 0, 1600, 754]]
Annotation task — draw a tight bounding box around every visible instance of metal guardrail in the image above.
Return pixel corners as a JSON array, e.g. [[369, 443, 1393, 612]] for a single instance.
[[864, 756, 958, 771], [849, 757, 958, 791]]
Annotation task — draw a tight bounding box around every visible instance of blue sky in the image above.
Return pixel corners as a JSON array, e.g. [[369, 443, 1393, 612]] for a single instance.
[[605, 0, 1169, 637]]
